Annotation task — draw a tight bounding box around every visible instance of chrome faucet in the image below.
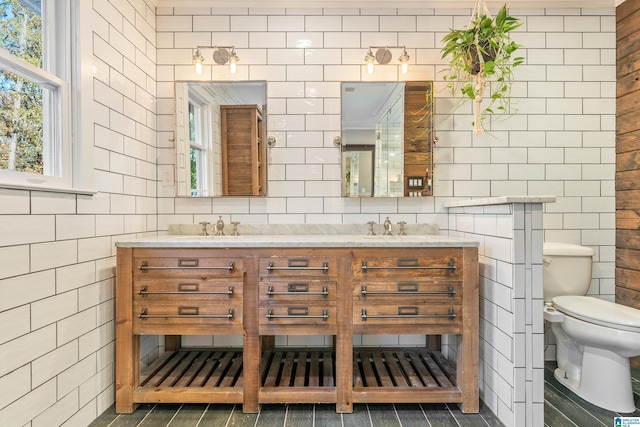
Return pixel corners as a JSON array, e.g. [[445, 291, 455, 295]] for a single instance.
[[214, 216, 225, 236], [366, 221, 376, 236], [383, 217, 395, 236], [231, 221, 240, 236], [199, 221, 210, 236], [397, 221, 407, 236]]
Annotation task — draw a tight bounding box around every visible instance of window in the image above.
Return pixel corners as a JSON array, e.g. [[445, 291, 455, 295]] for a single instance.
[[0, 0, 93, 193], [186, 97, 212, 197]]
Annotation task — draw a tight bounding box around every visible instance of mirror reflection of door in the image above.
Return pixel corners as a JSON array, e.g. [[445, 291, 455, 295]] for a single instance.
[[340, 81, 433, 198], [175, 81, 266, 197], [342, 145, 374, 197]]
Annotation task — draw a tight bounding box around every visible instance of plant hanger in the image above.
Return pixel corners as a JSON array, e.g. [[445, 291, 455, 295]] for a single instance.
[[440, 1, 523, 134], [469, 0, 492, 134]]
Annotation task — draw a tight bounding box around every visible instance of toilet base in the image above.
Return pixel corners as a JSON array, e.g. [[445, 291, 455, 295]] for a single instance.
[[554, 346, 636, 413]]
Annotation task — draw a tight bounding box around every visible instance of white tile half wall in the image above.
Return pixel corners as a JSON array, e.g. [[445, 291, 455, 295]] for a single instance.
[[446, 199, 548, 427]]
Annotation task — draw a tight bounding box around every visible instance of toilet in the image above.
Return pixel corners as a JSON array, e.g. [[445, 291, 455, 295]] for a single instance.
[[543, 242, 640, 413]]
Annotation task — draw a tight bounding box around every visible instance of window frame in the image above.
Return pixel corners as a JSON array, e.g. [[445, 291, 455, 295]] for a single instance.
[[0, 0, 94, 195], [187, 95, 213, 197]]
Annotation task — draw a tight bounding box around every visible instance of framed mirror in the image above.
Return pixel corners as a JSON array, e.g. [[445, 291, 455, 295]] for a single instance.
[[340, 81, 433, 197], [175, 81, 267, 197]]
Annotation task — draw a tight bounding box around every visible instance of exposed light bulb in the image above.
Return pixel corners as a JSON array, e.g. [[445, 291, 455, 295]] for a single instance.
[[364, 49, 375, 75], [193, 48, 204, 75], [228, 49, 239, 74], [398, 48, 410, 75]]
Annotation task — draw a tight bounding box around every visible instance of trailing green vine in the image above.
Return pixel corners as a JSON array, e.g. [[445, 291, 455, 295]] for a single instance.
[[440, 2, 524, 133]]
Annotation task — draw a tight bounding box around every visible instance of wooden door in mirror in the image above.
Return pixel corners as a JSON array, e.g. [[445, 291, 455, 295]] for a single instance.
[[221, 105, 266, 196], [404, 81, 433, 197]]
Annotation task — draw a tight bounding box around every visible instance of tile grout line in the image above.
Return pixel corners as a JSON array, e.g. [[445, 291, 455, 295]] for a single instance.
[[194, 403, 210, 426], [392, 403, 403, 427], [223, 404, 236, 427], [165, 403, 184, 426], [135, 404, 157, 427]]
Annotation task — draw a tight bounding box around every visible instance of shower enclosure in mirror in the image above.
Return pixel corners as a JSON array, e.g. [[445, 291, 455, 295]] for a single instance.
[[341, 81, 433, 197], [175, 81, 267, 197]]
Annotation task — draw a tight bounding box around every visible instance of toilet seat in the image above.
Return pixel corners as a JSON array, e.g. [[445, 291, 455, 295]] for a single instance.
[[553, 296, 640, 333]]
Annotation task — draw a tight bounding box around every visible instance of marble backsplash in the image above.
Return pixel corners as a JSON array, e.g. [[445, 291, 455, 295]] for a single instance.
[[168, 222, 440, 237]]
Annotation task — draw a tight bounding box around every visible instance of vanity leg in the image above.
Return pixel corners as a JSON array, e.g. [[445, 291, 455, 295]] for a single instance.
[[458, 247, 479, 413], [261, 336, 275, 352], [336, 258, 353, 413], [165, 335, 180, 351], [115, 248, 139, 413], [243, 258, 260, 413], [427, 335, 441, 351]]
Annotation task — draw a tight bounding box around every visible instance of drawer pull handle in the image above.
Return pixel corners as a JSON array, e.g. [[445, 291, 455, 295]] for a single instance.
[[138, 260, 235, 272], [138, 285, 234, 296], [288, 258, 309, 267], [178, 258, 199, 267], [266, 285, 328, 297], [178, 282, 199, 292], [361, 307, 456, 321], [360, 285, 456, 298], [288, 306, 308, 316], [179, 306, 199, 315], [398, 306, 418, 315], [361, 259, 456, 273], [138, 308, 234, 320], [266, 308, 329, 321], [267, 261, 329, 274], [288, 282, 308, 292]]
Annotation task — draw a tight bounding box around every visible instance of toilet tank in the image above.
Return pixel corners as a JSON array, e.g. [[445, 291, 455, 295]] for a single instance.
[[543, 242, 594, 302]]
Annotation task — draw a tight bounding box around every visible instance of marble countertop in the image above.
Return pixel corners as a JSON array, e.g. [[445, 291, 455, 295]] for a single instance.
[[115, 234, 479, 248]]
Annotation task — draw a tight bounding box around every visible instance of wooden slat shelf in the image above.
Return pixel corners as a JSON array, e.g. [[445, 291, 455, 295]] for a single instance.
[[132, 349, 244, 404], [261, 349, 335, 387], [144, 348, 456, 391], [353, 348, 455, 388], [352, 348, 462, 404]]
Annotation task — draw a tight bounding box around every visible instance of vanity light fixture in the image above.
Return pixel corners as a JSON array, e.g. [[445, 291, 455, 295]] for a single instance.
[[398, 47, 410, 74], [364, 46, 410, 74], [364, 48, 375, 74], [193, 48, 204, 75], [192, 46, 239, 75]]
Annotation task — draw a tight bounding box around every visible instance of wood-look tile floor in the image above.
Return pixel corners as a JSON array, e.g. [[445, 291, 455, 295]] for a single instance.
[[91, 402, 502, 427], [544, 362, 640, 427], [91, 362, 640, 427]]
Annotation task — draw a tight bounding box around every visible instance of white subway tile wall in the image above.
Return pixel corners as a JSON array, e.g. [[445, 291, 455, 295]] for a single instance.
[[447, 202, 546, 427], [0, 3, 616, 427], [0, 0, 158, 426]]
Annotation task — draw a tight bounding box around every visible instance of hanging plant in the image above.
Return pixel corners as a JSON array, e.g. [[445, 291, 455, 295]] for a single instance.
[[440, 1, 524, 134]]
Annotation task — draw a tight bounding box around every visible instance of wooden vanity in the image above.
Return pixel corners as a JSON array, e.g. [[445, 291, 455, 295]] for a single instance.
[[115, 236, 479, 414]]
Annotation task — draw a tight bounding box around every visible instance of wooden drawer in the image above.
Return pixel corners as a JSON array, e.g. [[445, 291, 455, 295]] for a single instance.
[[259, 305, 336, 327], [259, 280, 336, 303], [133, 278, 243, 304], [132, 254, 242, 280], [353, 302, 461, 327], [353, 281, 461, 303], [259, 256, 337, 279], [352, 249, 462, 280], [133, 300, 242, 334]]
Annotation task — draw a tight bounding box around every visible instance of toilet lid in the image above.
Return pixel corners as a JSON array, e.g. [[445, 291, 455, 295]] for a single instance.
[[543, 242, 594, 256], [552, 296, 640, 332]]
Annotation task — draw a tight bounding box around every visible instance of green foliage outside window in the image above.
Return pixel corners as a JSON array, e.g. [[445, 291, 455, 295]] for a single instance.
[[0, 0, 44, 174]]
